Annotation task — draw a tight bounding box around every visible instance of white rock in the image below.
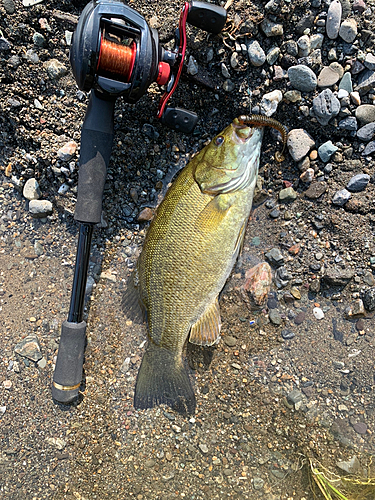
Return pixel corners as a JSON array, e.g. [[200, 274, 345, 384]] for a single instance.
[[339, 18, 357, 44], [23, 178, 41, 200], [260, 90, 283, 117], [313, 307, 324, 320]]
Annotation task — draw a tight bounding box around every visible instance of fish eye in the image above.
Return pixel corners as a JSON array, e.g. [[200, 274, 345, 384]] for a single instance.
[[215, 136, 224, 146]]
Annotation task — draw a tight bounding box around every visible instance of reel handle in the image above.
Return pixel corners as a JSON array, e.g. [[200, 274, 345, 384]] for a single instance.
[[187, 0, 227, 34]]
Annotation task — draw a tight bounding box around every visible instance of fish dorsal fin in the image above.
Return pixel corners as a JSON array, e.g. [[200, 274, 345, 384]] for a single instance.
[[189, 297, 221, 346], [195, 194, 234, 233]]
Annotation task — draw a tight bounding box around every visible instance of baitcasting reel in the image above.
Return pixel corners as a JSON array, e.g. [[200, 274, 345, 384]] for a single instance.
[[70, 0, 227, 133], [52, 0, 227, 404]]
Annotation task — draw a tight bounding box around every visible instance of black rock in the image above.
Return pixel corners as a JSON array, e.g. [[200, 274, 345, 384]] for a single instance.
[[363, 288, 375, 311]]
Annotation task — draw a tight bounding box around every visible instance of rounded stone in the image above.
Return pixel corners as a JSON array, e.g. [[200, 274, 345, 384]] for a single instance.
[[23, 178, 41, 201], [312, 88, 340, 125], [318, 141, 338, 162], [247, 40, 266, 67], [288, 65, 317, 92], [287, 129, 315, 162], [339, 18, 357, 43], [29, 200, 53, 218], [317, 63, 344, 88], [332, 189, 351, 206], [355, 105, 375, 125], [346, 174, 370, 192], [326, 0, 342, 40], [357, 123, 375, 142]]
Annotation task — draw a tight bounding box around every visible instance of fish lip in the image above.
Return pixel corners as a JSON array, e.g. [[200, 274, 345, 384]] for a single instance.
[[232, 121, 261, 143]]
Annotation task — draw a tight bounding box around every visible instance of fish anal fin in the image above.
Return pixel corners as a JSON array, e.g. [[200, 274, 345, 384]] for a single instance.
[[195, 194, 233, 233], [121, 270, 144, 324], [189, 298, 221, 346]]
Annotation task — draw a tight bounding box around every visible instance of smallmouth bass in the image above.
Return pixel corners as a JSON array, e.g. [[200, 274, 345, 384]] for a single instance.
[[125, 115, 287, 414]]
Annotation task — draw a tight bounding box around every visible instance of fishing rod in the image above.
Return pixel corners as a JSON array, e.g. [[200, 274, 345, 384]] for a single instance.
[[52, 0, 227, 403]]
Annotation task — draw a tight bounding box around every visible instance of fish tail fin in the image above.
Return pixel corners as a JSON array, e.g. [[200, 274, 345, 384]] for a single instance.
[[134, 344, 196, 415]]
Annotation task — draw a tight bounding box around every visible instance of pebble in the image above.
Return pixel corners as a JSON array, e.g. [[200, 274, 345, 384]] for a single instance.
[[287, 129, 315, 161], [317, 63, 344, 88], [37, 357, 47, 369], [0, 38, 11, 51], [355, 70, 375, 95], [332, 189, 351, 206], [269, 309, 282, 326], [243, 262, 272, 306], [58, 183, 70, 195], [222, 80, 235, 92], [313, 307, 324, 320], [297, 35, 310, 58], [260, 89, 282, 117], [363, 141, 375, 156], [326, 0, 342, 39], [29, 200, 53, 218], [300, 168, 314, 183], [142, 124, 159, 140], [339, 72, 353, 93], [312, 89, 340, 125], [355, 105, 375, 125], [14, 334, 42, 362], [363, 288, 375, 311], [187, 56, 198, 76], [266, 46, 280, 65], [352, 422, 367, 435], [310, 34, 324, 50], [199, 443, 209, 454], [265, 247, 284, 267], [23, 0, 44, 5], [353, 0, 367, 12], [221, 62, 230, 78], [364, 54, 375, 71], [279, 187, 297, 202], [247, 40, 266, 67], [3, 0, 15, 14], [223, 336, 237, 347], [25, 49, 39, 64], [206, 47, 214, 63], [137, 207, 154, 222], [288, 65, 317, 92], [318, 141, 338, 162], [253, 477, 265, 490], [23, 178, 41, 200], [345, 299, 365, 318], [57, 141, 77, 162], [338, 116, 358, 131], [294, 311, 306, 324], [284, 90, 301, 103], [261, 19, 283, 37], [339, 18, 357, 43], [46, 437, 66, 450], [346, 173, 370, 192], [275, 266, 291, 288], [230, 52, 238, 68], [281, 329, 295, 340], [336, 456, 361, 474], [44, 59, 68, 80], [3, 380, 12, 390]]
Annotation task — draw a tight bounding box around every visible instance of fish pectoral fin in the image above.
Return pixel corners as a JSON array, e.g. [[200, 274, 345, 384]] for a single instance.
[[189, 298, 221, 346], [121, 270, 145, 323], [194, 194, 233, 233]]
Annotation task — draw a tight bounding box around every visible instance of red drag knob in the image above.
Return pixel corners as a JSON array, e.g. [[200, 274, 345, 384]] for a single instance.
[[156, 62, 170, 86]]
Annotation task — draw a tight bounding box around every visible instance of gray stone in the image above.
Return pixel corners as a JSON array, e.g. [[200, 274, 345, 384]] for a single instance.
[[269, 309, 282, 326], [247, 40, 266, 67], [318, 141, 338, 162], [357, 122, 375, 142], [33, 32, 46, 47], [310, 34, 324, 50], [339, 18, 357, 43], [266, 46, 280, 65], [283, 40, 298, 57], [326, 0, 342, 39], [265, 247, 284, 266], [363, 141, 375, 156], [44, 59, 68, 80], [25, 49, 39, 64], [222, 80, 235, 92], [23, 178, 41, 201], [221, 62, 230, 78], [14, 335, 42, 362], [253, 477, 265, 490], [364, 54, 375, 71], [261, 19, 283, 37], [305, 182, 327, 199], [355, 104, 375, 125], [287, 389, 303, 405], [281, 329, 295, 340], [363, 288, 375, 311], [29, 200, 53, 218], [287, 129, 315, 161], [187, 56, 198, 75], [288, 65, 317, 92], [336, 456, 361, 475], [297, 35, 311, 58], [338, 116, 357, 131], [332, 189, 351, 206], [355, 70, 375, 95], [0, 38, 11, 51], [312, 89, 340, 125], [346, 174, 370, 192], [3, 0, 16, 14], [339, 72, 353, 93]]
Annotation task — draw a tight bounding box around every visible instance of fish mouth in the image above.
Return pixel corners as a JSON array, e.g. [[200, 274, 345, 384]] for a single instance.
[[232, 117, 259, 143]]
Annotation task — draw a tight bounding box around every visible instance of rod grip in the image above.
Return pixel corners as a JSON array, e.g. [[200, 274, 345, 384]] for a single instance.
[[74, 91, 116, 224], [52, 320, 86, 403]]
